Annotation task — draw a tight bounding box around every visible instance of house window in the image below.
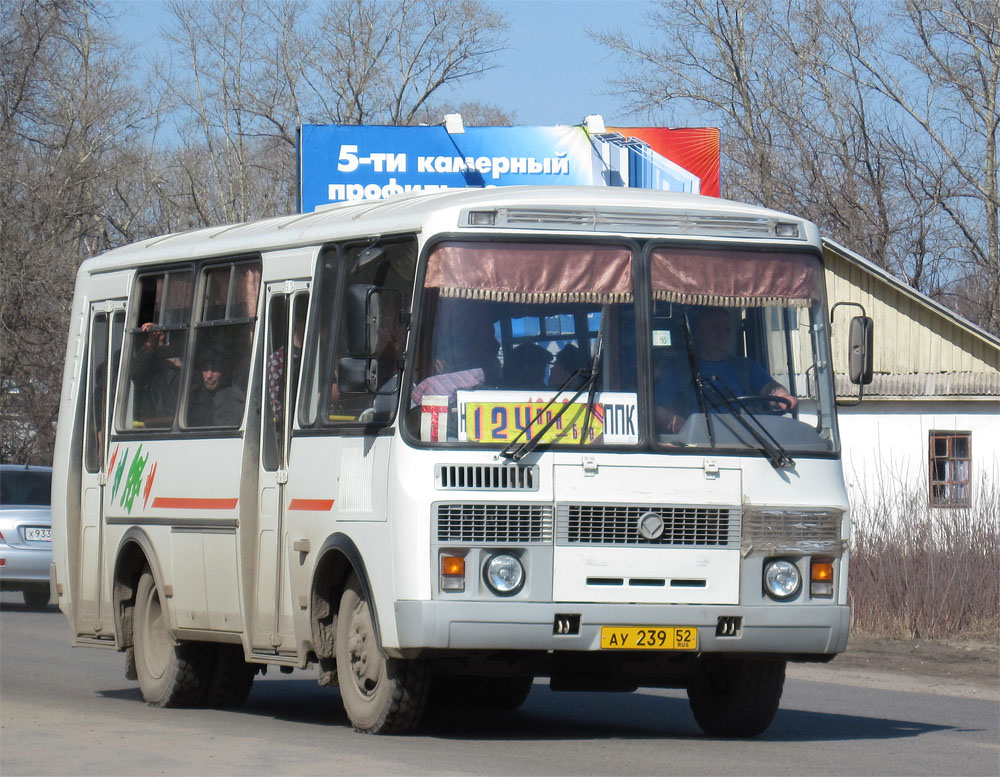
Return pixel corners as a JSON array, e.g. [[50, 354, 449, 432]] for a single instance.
[[929, 432, 971, 507]]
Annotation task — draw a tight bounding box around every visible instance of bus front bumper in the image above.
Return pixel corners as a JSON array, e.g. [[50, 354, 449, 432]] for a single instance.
[[393, 600, 850, 658]]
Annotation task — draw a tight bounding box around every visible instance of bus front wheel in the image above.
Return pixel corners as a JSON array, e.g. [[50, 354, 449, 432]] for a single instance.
[[133, 569, 208, 707], [686, 657, 785, 738], [335, 573, 429, 733]]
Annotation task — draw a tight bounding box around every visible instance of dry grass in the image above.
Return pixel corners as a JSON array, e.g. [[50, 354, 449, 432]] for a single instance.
[[849, 480, 1000, 639]]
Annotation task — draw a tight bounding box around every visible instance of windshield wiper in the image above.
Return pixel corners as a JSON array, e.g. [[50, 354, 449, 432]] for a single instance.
[[500, 331, 603, 463], [681, 314, 716, 449], [576, 328, 604, 447], [700, 379, 794, 468]]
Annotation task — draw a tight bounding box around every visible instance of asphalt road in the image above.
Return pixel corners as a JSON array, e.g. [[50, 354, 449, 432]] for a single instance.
[[2, 592, 998, 777]]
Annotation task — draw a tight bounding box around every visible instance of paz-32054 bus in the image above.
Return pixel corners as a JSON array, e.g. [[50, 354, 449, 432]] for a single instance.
[[51, 186, 871, 736]]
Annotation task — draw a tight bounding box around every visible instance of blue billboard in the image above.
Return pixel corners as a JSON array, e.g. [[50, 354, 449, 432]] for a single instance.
[[299, 123, 714, 212]]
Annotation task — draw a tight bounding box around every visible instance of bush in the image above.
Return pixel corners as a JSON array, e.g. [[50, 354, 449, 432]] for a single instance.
[[849, 480, 999, 639]]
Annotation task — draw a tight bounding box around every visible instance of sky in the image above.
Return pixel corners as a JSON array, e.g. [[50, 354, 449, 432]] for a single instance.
[[442, 0, 656, 126], [113, 0, 660, 128]]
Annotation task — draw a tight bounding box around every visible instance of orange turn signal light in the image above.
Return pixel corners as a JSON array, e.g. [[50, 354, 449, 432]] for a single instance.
[[810, 558, 834, 598], [811, 560, 834, 581], [441, 556, 466, 577]]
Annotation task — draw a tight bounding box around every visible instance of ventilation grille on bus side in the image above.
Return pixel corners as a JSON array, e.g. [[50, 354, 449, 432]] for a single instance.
[[486, 208, 778, 238], [436, 464, 538, 491], [557, 504, 740, 547], [436, 503, 553, 543]]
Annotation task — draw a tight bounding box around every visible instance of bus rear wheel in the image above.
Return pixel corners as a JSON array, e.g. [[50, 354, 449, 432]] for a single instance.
[[133, 569, 209, 707], [335, 573, 429, 733], [22, 584, 50, 609], [686, 657, 785, 738]]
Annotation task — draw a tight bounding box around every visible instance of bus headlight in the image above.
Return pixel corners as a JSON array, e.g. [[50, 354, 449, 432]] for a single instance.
[[763, 559, 801, 600], [483, 553, 524, 596]]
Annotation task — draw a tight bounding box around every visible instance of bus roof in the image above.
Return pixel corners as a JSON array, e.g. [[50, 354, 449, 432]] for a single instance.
[[81, 186, 818, 273]]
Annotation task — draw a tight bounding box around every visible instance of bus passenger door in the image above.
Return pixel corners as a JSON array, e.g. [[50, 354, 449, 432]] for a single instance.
[[78, 301, 125, 637], [252, 284, 309, 653]]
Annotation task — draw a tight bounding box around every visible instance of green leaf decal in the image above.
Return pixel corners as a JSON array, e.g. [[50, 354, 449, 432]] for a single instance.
[[121, 444, 149, 514], [111, 447, 129, 501]]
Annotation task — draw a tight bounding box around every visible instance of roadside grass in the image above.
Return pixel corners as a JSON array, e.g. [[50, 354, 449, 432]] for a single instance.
[[849, 480, 1000, 640]]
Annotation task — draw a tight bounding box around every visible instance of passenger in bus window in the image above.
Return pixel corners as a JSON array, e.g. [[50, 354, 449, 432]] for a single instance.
[[131, 322, 182, 425], [188, 346, 246, 427], [655, 307, 797, 433], [411, 300, 501, 404], [548, 343, 589, 390], [502, 343, 553, 390], [267, 304, 306, 422]]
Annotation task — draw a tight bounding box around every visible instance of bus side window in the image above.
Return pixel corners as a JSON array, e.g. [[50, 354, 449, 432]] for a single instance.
[[184, 260, 261, 429], [85, 310, 124, 471], [121, 270, 193, 430], [84, 313, 109, 472], [312, 239, 415, 426], [262, 292, 308, 470]]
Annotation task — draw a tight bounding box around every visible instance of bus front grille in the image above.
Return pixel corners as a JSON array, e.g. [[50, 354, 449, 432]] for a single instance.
[[436, 503, 553, 544], [557, 504, 740, 548]]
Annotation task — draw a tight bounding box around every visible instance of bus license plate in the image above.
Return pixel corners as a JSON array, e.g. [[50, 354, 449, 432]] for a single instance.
[[25, 527, 52, 542], [600, 626, 697, 650]]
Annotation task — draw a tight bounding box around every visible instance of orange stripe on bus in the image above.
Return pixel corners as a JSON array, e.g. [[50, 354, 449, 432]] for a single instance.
[[151, 497, 239, 510], [288, 499, 335, 511]]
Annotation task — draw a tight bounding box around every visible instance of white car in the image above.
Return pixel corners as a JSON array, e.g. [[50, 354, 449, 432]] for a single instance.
[[0, 464, 53, 608]]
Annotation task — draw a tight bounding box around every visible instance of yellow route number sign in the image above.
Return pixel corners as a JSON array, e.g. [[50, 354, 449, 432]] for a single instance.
[[457, 390, 639, 445]]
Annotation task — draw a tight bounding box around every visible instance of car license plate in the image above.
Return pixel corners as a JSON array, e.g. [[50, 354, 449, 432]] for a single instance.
[[600, 626, 698, 650], [24, 527, 51, 542]]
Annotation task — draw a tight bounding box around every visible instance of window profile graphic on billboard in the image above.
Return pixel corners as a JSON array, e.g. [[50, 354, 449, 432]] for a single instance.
[[298, 122, 720, 213]]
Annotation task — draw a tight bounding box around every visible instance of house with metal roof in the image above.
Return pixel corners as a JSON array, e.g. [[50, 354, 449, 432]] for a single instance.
[[824, 240, 1000, 511]]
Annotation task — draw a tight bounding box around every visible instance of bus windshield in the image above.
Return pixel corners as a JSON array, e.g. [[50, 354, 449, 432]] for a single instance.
[[649, 246, 837, 457], [405, 241, 837, 457]]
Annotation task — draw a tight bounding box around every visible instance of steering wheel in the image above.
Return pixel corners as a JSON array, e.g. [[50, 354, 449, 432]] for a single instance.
[[732, 394, 793, 414]]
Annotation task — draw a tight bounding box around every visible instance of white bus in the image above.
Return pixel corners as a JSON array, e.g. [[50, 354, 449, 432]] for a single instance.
[[51, 186, 871, 736]]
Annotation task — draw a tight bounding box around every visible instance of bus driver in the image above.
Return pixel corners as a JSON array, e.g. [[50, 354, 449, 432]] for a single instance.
[[656, 307, 797, 434]]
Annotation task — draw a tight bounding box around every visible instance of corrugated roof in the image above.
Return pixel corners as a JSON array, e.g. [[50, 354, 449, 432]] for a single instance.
[[824, 239, 999, 399], [836, 373, 1000, 397], [823, 239, 1000, 351]]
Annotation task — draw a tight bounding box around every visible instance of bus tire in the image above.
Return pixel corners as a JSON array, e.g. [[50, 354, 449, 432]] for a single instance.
[[686, 658, 785, 738], [202, 644, 256, 709], [133, 569, 209, 707], [22, 584, 50, 609], [335, 573, 429, 734], [430, 674, 534, 711]]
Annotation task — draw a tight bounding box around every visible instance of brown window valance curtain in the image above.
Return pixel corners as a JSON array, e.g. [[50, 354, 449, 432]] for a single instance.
[[425, 242, 633, 304], [651, 248, 820, 307]]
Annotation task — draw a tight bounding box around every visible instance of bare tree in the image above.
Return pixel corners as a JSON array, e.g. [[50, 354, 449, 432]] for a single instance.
[[826, 0, 999, 332], [309, 0, 507, 125], [0, 0, 157, 462], [411, 100, 516, 127], [592, 0, 790, 206], [155, 0, 508, 226], [595, 0, 1000, 335], [155, 0, 301, 224]]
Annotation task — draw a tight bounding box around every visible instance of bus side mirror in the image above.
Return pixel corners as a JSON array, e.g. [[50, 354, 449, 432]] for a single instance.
[[340, 285, 404, 394], [848, 315, 873, 385], [345, 284, 380, 358]]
